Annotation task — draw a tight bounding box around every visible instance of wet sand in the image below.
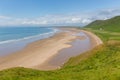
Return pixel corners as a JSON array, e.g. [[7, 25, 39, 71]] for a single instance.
[[37, 28, 103, 70], [0, 28, 103, 70]]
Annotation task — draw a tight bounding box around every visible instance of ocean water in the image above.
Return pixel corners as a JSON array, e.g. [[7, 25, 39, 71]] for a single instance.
[[0, 27, 57, 44], [0, 27, 58, 56]]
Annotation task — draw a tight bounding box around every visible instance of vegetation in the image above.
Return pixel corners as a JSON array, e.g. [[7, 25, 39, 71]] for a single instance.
[[83, 28, 120, 43], [0, 44, 120, 80], [0, 16, 120, 80], [85, 16, 120, 32]]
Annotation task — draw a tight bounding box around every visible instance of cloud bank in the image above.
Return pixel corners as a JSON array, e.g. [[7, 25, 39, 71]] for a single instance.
[[0, 8, 120, 26]]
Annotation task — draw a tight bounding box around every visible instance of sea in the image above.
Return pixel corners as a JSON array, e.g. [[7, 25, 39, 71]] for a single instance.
[[0, 27, 58, 56]]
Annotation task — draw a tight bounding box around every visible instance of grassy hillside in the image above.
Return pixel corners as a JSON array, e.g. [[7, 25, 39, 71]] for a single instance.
[[83, 28, 120, 43], [85, 16, 120, 32], [0, 16, 120, 80], [0, 44, 120, 80]]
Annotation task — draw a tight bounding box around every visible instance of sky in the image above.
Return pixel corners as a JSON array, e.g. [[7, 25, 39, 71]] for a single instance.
[[0, 0, 120, 26]]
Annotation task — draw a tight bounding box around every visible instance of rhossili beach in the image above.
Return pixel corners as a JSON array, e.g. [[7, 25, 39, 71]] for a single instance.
[[1, 0, 120, 80], [0, 28, 102, 70]]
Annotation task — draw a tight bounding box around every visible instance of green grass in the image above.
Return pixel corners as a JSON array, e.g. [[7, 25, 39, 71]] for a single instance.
[[83, 28, 120, 42], [0, 44, 120, 80], [85, 16, 120, 32]]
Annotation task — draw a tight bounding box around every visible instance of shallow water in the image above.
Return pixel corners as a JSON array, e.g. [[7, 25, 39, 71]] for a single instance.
[[0, 30, 94, 70], [40, 32, 93, 69], [0, 27, 58, 56], [0, 27, 53, 42]]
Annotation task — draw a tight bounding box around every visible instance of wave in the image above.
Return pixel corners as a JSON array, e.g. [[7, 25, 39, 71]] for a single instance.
[[0, 28, 59, 45]]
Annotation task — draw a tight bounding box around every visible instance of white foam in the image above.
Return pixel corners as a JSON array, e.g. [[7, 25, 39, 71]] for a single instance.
[[0, 28, 59, 45]]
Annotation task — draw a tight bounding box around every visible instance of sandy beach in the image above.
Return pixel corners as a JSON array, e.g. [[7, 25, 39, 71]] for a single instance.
[[80, 30, 103, 47], [0, 28, 103, 70]]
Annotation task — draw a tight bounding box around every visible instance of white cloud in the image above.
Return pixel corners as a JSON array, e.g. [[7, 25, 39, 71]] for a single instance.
[[0, 8, 120, 26], [0, 16, 11, 19]]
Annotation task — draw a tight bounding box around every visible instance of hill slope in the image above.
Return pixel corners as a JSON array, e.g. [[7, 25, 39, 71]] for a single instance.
[[85, 16, 120, 32], [0, 44, 120, 80]]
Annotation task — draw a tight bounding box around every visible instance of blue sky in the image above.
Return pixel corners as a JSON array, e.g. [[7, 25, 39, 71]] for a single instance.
[[0, 0, 120, 26]]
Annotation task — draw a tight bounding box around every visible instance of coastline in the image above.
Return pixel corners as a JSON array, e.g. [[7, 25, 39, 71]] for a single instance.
[[80, 30, 103, 47], [0, 27, 58, 56], [0, 28, 103, 70]]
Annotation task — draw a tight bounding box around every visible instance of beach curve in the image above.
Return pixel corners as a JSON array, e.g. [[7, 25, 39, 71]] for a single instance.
[[0, 28, 103, 70]]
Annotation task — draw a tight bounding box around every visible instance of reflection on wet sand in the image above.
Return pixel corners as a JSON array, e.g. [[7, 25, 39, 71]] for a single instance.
[[36, 32, 93, 70]]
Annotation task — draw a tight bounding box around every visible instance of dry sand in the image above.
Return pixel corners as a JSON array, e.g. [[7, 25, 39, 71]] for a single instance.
[[0, 28, 103, 70]]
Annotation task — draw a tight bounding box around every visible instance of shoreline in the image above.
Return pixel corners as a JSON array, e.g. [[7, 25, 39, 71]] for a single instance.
[[0, 27, 58, 56], [80, 30, 103, 47], [0, 28, 103, 70]]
